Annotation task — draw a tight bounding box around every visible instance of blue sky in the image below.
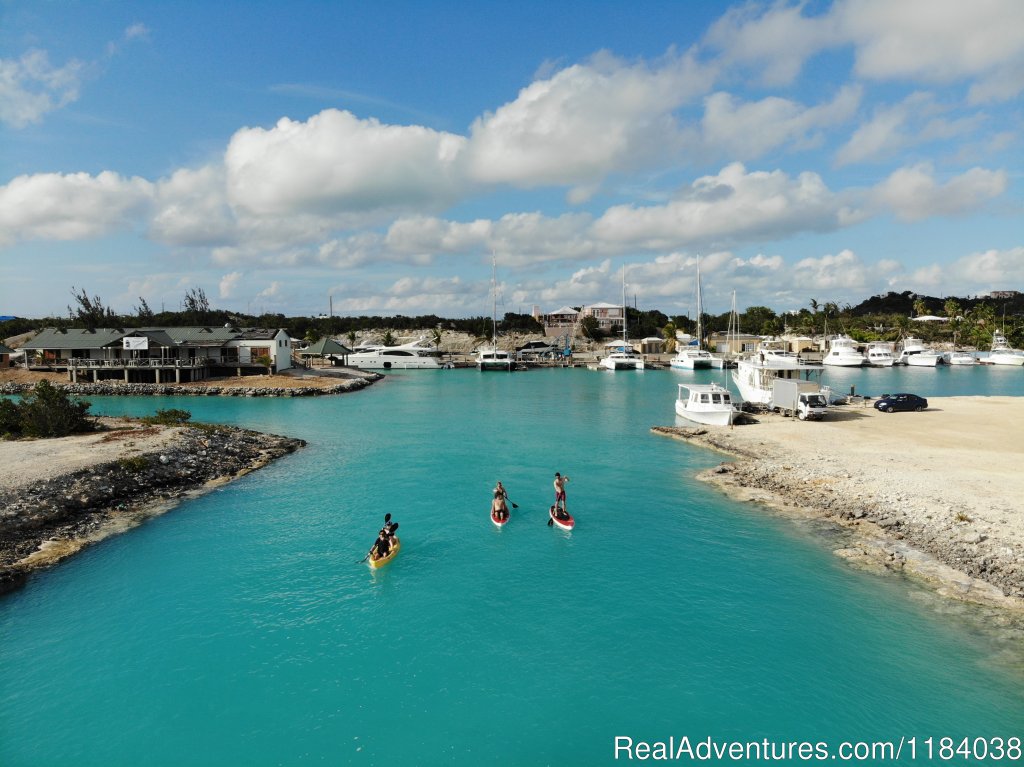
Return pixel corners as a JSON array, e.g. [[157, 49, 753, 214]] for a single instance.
[[1, 0, 1022, 320]]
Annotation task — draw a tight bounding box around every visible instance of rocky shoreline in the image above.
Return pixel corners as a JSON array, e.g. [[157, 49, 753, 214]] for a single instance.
[[0, 377, 377, 398], [653, 400, 1024, 613], [0, 421, 305, 594]]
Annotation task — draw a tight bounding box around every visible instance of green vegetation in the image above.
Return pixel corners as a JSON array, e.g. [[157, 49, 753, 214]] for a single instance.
[[0, 381, 93, 440], [140, 408, 192, 426], [118, 455, 151, 472], [2, 288, 1021, 350]]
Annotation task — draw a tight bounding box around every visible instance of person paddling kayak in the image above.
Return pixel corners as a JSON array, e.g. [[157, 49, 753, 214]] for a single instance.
[[368, 514, 399, 562]]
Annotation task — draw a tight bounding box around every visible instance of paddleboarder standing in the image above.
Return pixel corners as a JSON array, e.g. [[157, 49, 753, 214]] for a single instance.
[[553, 472, 569, 517]]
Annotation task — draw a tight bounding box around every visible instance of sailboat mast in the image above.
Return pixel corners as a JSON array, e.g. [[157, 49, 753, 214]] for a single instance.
[[695, 256, 703, 351], [491, 253, 498, 347], [621, 266, 627, 346]]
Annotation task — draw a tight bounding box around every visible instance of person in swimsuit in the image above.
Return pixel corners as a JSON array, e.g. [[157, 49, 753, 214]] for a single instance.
[[491, 490, 509, 521], [553, 472, 569, 517]]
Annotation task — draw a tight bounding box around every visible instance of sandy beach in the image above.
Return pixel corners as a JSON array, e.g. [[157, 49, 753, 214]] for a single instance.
[[655, 396, 1024, 611]]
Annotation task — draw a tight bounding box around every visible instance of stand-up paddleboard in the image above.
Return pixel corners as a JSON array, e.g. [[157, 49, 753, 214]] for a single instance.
[[549, 507, 575, 530], [491, 509, 509, 528], [368, 537, 401, 568]]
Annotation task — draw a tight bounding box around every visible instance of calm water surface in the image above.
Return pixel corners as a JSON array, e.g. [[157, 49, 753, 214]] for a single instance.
[[1, 367, 1022, 766]]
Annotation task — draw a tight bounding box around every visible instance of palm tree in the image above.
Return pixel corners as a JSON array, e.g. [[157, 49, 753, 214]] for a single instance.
[[346, 330, 357, 349], [912, 298, 928, 318], [662, 322, 677, 353], [808, 299, 820, 335], [382, 329, 396, 347]]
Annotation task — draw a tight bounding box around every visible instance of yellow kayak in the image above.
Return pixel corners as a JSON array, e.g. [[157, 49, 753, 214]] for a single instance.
[[368, 537, 400, 568]]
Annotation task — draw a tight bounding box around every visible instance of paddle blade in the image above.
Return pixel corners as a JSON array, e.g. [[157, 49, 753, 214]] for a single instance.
[[384, 513, 392, 523], [547, 517, 553, 526], [511, 502, 519, 509], [389, 522, 399, 532]]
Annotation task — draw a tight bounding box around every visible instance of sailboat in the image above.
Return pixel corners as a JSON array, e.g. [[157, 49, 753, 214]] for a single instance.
[[670, 257, 713, 370], [599, 267, 644, 370], [476, 254, 515, 371]]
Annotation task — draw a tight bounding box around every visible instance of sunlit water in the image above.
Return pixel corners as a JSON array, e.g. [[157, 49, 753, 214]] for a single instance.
[[2, 366, 1022, 766]]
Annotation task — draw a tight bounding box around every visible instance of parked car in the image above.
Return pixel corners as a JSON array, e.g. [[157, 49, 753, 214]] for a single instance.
[[873, 393, 928, 412]]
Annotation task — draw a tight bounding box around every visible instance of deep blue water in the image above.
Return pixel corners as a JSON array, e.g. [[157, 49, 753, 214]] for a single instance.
[[1, 366, 1022, 766]]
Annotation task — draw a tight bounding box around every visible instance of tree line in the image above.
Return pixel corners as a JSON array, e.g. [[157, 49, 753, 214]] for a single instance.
[[2, 288, 1021, 350]]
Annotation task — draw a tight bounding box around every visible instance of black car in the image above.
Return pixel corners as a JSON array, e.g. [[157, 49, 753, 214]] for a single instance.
[[873, 393, 928, 412]]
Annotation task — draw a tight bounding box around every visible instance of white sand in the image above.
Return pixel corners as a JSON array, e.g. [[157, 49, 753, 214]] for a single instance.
[[657, 396, 1024, 609]]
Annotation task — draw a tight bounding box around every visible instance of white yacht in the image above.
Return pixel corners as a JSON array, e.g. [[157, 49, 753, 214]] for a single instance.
[[865, 342, 895, 367], [670, 257, 713, 370], [822, 334, 866, 367], [347, 339, 441, 370], [675, 383, 735, 426], [987, 332, 1024, 366], [599, 268, 644, 371], [895, 336, 941, 366], [732, 354, 824, 406]]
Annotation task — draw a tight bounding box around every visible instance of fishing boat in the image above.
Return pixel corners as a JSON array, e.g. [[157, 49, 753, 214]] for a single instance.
[[477, 254, 516, 372], [865, 342, 895, 367], [368, 537, 401, 568], [670, 258, 713, 370], [599, 267, 644, 370], [987, 331, 1024, 366], [675, 383, 735, 426], [894, 336, 941, 366], [822, 335, 866, 367]]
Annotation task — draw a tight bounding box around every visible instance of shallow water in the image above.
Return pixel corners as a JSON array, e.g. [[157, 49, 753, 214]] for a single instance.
[[1, 367, 1022, 766]]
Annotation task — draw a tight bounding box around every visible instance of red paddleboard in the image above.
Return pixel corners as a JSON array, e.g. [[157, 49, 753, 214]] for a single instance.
[[491, 509, 509, 527], [549, 507, 575, 530]]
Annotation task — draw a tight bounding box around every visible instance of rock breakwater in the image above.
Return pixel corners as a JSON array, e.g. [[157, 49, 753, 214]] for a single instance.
[[0, 422, 305, 594], [0, 378, 375, 397]]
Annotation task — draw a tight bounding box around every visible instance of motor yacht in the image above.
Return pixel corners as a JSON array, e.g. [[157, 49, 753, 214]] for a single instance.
[[822, 335, 866, 367]]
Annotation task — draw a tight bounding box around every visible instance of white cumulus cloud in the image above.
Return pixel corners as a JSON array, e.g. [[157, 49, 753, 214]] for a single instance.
[[872, 163, 1007, 221], [0, 49, 85, 128], [0, 171, 153, 245]]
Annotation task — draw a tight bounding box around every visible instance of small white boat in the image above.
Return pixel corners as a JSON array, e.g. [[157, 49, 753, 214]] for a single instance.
[[987, 332, 1024, 366], [675, 383, 735, 426], [865, 342, 895, 367], [822, 335, 866, 367], [895, 336, 941, 366], [945, 350, 977, 365]]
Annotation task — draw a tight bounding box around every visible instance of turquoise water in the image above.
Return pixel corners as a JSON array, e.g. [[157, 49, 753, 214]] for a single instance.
[[2, 368, 1023, 766]]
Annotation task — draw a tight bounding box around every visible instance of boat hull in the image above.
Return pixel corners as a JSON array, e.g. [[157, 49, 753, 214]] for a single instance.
[[549, 508, 575, 530], [368, 537, 401, 568], [988, 352, 1024, 366], [491, 509, 508, 527], [674, 400, 733, 426]]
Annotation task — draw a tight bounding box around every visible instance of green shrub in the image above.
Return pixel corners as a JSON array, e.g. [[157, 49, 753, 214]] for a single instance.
[[141, 408, 192, 426], [17, 381, 93, 438], [118, 455, 150, 472]]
